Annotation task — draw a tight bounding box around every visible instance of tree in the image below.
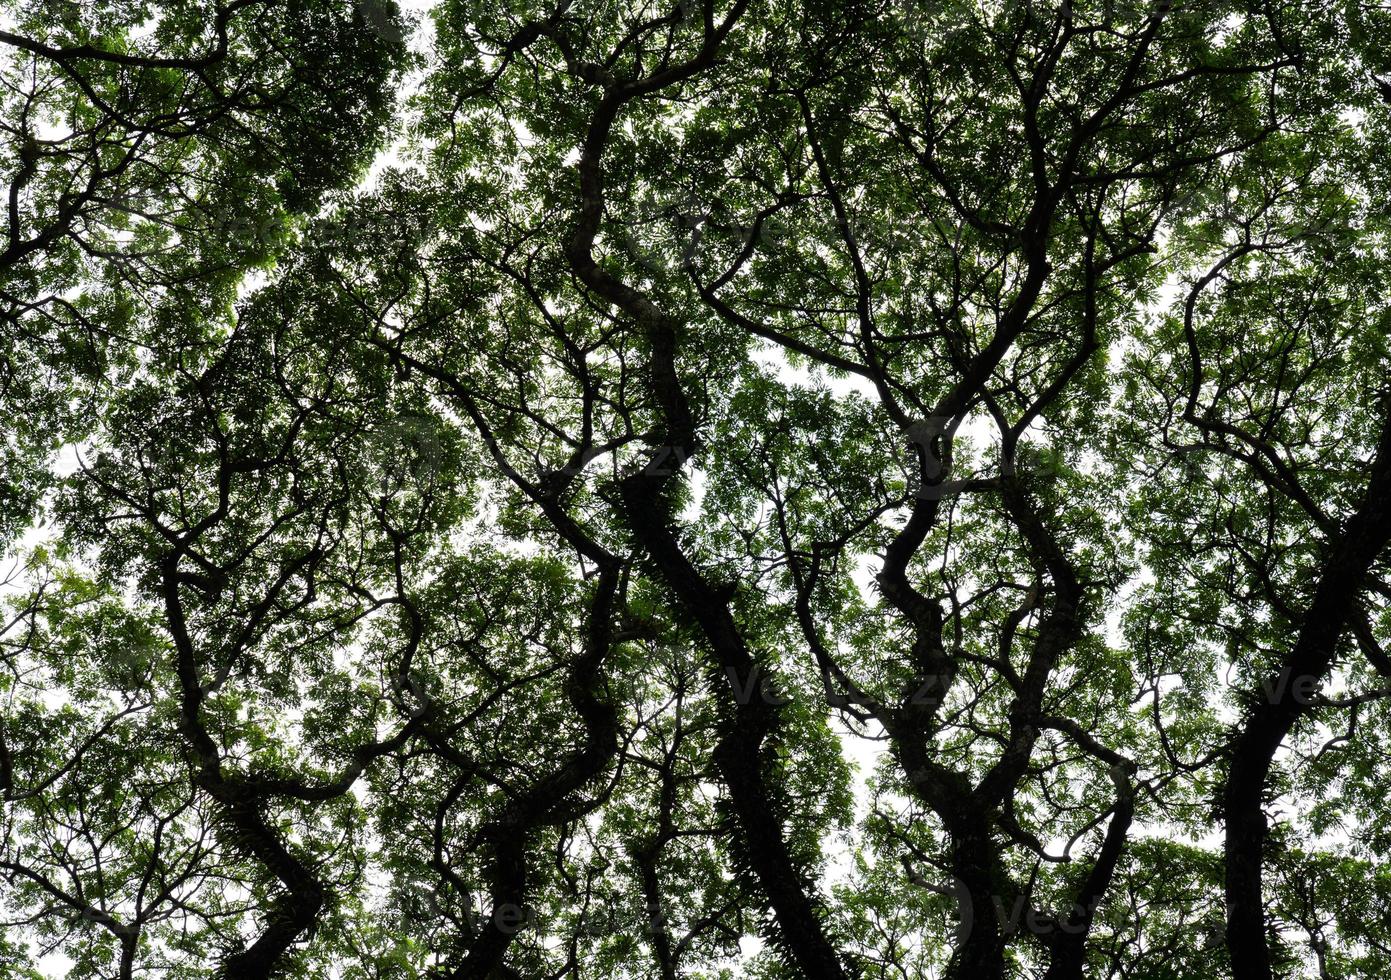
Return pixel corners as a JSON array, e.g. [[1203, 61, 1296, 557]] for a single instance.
[[2, 1, 1390, 978]]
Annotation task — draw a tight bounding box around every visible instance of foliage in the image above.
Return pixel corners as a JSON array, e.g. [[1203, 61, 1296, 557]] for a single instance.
[[3, 1, 1391, 979]]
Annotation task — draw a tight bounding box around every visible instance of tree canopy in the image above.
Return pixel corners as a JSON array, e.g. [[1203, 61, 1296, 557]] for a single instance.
[[3, 1, 1391, 978]]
